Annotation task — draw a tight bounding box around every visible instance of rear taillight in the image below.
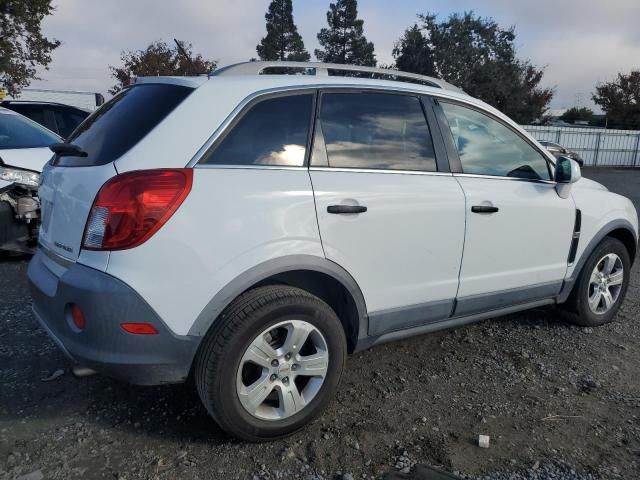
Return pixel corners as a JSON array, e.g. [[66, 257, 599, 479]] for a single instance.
[[82, 169, 192, 251]]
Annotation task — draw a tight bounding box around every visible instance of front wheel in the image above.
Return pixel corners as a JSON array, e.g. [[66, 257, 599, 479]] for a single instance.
[[194, 285, 347, 441], [561, 237, 631, 326]]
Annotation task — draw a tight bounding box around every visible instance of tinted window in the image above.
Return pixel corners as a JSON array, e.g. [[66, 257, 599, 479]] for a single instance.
[[317, 92, 436, 171], [10, 106, 47, 129], [202, 94, 313, 166], [65, 84, 193, 166], [54, 109, 88, 139], [0, 110, 59, 149], [440, 102, 551, 180]]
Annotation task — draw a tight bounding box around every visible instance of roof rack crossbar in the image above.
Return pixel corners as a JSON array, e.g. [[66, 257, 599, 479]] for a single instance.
[[210, 61, 461, 92]]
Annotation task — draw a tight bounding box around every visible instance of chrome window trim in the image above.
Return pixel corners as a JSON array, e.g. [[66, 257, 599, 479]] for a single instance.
[[194, 164, 454, 176], [186, 83, 546, 170], [310, 166, 452, 176], [453, 172, 557, 185], [195, 164, 307, 171]]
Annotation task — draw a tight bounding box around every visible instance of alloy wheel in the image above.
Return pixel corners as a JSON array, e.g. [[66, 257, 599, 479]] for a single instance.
[[236, 320, 329, 420], [587, 253, 624, 314]]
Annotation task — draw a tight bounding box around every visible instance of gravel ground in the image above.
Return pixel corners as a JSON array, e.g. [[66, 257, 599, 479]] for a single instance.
[[1, 168, 639, 480]]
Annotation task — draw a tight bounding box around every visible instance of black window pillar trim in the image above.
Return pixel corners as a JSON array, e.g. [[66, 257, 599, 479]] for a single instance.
[[429, 97, 464, 173], [302, 90, 320, 168], [421, 96, 455, 173]]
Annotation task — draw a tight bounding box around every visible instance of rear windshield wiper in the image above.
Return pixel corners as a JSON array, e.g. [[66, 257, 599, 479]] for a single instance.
[[50, 143, 88, 158]]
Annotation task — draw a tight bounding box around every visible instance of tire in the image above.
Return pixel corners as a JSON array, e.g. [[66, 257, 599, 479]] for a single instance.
[[561, 237, 631, 327], [194, 285, 347, 441]]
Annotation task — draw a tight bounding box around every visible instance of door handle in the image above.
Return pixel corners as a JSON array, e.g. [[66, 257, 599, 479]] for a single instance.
[[471, 205, 499, 214], [327, 205, 367, 214]]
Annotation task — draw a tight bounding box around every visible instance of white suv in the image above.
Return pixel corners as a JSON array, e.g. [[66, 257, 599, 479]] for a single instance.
[[29, 62, 638, 441]]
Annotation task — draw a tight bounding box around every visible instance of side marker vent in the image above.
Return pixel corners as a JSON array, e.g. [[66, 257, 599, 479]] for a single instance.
[[568, 209, 581, 265]]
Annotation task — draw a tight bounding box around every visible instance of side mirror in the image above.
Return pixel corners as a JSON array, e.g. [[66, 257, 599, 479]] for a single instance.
[[554, 156, 581, 198]]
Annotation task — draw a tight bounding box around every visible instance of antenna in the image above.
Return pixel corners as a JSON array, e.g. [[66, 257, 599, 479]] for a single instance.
[[174, 38, 200, 75]]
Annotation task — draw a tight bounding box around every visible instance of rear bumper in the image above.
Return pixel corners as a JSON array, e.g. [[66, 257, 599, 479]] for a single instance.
[[28, 250, 200, 385]]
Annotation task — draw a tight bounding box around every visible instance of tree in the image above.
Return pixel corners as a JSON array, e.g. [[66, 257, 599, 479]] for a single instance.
[[412, 12, 553, 124], [392, 25, 435, 77], [592, 70, 640, 129], [256, 0, 309, 61], [315, 0, 375, 66], [559, 107, 595, 124], [109, 40, 216, 94], [0, 0, 60, 96]]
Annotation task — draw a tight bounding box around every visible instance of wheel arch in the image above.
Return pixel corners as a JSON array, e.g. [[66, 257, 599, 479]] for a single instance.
[[188, 255, 368, 353], [608, 227, 637, 264], [558, 219, 638, 303]]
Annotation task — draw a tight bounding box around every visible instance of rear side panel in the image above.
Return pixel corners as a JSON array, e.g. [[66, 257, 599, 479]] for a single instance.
[[105, 168, 324, 336], [114, 79, 255, 173], [38, 82, 200, 266]]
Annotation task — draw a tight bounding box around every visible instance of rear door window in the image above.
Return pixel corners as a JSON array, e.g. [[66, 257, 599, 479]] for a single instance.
[[200, 93, 314, 167], [63, 84, 193, 166], [315, 92, 437, 171]]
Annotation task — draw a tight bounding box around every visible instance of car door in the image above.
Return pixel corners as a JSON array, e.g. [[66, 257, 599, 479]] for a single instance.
[[435, 100, 575, 316], [309, 91, 466, 336]]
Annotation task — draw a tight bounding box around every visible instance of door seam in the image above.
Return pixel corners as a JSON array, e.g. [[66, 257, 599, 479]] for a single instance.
[[452, 174, 468, 309], [307, 169, 327, 258]]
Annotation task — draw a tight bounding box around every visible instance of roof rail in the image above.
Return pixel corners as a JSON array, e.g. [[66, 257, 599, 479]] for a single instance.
[[211, 61, 462, 92]]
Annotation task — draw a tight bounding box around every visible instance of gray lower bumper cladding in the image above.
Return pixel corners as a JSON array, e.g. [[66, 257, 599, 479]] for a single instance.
[[28, 251, 200, 386]]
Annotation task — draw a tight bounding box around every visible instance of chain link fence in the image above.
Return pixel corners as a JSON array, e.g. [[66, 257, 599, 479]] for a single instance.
[[523, 125, 640, 167]]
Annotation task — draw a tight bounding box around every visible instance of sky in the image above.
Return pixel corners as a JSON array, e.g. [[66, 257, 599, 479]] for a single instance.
[[29, 0, 640, 112]]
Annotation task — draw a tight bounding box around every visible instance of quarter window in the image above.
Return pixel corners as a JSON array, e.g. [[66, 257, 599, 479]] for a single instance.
[[316, 92, 437, 171], [440, 102, 551, 180], [202, 93, 313, 167]]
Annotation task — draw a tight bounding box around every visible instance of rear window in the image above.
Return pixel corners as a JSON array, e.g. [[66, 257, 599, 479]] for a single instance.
[[0, 110, 60, 149], [64, 84, 193, 166]]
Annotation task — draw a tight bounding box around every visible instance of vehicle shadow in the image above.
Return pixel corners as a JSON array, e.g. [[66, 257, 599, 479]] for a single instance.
[[29, 307, 568, 446], [3, 288, 574, 451]]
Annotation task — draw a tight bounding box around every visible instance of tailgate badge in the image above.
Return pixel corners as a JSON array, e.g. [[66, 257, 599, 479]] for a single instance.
[[54, 241, 73, 253]]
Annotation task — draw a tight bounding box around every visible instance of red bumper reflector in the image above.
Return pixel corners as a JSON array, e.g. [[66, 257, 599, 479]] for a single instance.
[[120, 323, 159, 335], [70, 305, 86, 330]]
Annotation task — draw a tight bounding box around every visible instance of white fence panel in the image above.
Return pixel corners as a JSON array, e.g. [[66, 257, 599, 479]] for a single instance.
[[522, 125, 640, 167]]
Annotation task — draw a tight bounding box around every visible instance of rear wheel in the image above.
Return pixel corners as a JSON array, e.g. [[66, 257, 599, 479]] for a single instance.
[[195, 285, 347, 441], [561, 237, 631, 326]]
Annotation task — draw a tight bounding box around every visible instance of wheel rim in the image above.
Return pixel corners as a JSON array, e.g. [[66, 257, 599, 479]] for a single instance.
[[587, 253, 624, 314], [236, 320, 329, 421]]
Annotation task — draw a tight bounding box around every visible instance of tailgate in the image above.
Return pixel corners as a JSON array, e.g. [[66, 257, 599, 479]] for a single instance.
[[37, 82, 195, 261], [38, 162, 117, 261]]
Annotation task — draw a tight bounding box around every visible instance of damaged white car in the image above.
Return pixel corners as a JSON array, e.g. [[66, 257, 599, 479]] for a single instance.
[[0, 107, 60, 254]]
